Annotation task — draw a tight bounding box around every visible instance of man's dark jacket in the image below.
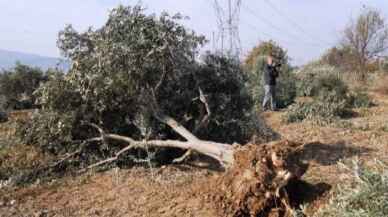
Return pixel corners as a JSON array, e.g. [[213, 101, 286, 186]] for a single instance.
[[263, 64, 279, 86]]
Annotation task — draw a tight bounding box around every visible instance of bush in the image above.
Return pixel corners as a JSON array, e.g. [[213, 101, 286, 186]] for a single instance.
[[244, 40, 288, 73], [0, 63, 48, 110], [286, 64, 373, 125], [244, 41, 297, 110], [284, 90, 348, 125], [17, 111, 77, 154], [315, 160, 388, 217], [319, 45, 359, 72], [296, 64, 348, 99], [286, 65, 350, 125], [347, 90, 374, 108]]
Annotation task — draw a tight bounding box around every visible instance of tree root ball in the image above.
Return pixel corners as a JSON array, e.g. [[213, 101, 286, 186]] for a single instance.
[[212, 140, 309, 217]]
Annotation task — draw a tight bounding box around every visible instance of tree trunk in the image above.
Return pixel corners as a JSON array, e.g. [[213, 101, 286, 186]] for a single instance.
[[75, 96, 312, 217], [102, 133, 235, 166], [86, 110, 235, 167], [83, 113, 308, 217], [152, 111, 234, 165]]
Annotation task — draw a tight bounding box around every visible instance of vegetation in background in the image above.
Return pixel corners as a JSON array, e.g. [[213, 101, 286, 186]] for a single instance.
[[348, 89, 374, 108], [296, 64, 348, 98], [245, 40, 297, 110], [286, 64, 372, 125], [320, 46, 359, 73], [244, 40, 288, 72], [0, 63, 49, 110], [285, 90, 348, 125], [343, 7, 388, 78]]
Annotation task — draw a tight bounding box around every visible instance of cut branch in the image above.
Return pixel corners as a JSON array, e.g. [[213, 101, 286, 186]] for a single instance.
[[85, 123, 234, 168], [194, 87, 211, 133], [153, 110, 200, 142]]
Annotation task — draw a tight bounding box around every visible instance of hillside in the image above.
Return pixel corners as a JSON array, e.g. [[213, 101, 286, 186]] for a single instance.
[[0, 49, 69, 71]]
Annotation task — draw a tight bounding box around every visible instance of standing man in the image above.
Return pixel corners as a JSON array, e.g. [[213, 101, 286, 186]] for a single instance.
[[262, 55, 279, 111]]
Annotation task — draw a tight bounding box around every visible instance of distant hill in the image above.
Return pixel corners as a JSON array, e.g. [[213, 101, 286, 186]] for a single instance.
[[0, 49, 69, 71]]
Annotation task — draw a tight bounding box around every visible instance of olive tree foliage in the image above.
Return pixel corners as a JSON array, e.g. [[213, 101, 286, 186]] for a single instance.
[[19, 5, 271, 167], [343, 7, 388, 78], [244, 41, 297, 109], [0, 63, 47, 110]]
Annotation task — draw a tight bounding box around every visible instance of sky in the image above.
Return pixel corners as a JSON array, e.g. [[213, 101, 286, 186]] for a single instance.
[[0, 0, 388, 65]]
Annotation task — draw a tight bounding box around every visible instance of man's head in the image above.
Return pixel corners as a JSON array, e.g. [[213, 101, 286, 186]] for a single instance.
[[267, 55, 273, 65]]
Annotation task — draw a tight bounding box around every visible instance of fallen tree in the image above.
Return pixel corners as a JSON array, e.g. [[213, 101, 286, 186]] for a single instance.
[[19, 5, 276, 161], [15, 5, 308, 216], [79, 120, 308, 217], [68, 114, 307, 217]]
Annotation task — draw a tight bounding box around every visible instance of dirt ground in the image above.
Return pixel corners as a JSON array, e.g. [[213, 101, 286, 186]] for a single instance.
[[1, 93, 388, 217]]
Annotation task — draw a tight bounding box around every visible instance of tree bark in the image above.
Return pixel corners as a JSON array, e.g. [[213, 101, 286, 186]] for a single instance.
[[86, 117, 235, 168], [104, 134, 234, 166]]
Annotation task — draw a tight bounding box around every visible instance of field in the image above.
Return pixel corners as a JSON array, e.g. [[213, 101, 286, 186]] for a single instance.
[[1, 90, 387, 217]]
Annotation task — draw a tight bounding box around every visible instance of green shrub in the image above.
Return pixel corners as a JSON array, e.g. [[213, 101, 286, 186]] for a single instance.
[[315, 160, 388, 217], [0, 63, 49, 110], [284, 90, 348, 125], [17, 111, 77, 154], [286, 64, 372, 125], [286, 64, 350, 125], [296, 64, 348, 99], [347, 90, 374, 108]]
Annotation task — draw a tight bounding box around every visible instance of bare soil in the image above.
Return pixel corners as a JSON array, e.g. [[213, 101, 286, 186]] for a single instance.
[[1, 92, 388, 217]]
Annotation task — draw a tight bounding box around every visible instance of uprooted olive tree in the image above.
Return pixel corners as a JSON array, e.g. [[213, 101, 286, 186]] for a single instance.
[[17, 5, 308, 216], [20, 5, 274, 167]]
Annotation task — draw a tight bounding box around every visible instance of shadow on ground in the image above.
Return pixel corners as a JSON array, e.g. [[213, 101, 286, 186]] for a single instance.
[[298, 141, 373, 166], [286, 179, 331, 208]]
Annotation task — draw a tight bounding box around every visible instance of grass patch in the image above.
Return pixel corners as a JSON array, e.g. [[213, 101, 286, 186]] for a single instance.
[[315, 160, 388, 217]]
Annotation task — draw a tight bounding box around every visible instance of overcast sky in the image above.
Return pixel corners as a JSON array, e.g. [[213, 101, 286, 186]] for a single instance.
[[0, 0, 387, 65]]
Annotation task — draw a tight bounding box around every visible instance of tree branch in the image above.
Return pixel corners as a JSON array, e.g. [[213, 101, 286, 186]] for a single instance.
[[81, 123, 234, 170], [194, 87, 211, 133]]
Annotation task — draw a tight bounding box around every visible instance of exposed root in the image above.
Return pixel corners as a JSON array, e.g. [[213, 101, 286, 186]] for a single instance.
[[210, 140, 309, 217]]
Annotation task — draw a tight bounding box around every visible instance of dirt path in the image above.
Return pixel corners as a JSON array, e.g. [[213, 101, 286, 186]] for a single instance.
[[1, 93, 388, 217]]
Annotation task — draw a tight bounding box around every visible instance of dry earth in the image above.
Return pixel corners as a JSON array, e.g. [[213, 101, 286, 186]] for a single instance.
[[1, 93, 388, 217]]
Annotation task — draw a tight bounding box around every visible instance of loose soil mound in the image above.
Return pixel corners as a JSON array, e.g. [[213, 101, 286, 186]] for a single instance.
[[210, 140, 309, 217]]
